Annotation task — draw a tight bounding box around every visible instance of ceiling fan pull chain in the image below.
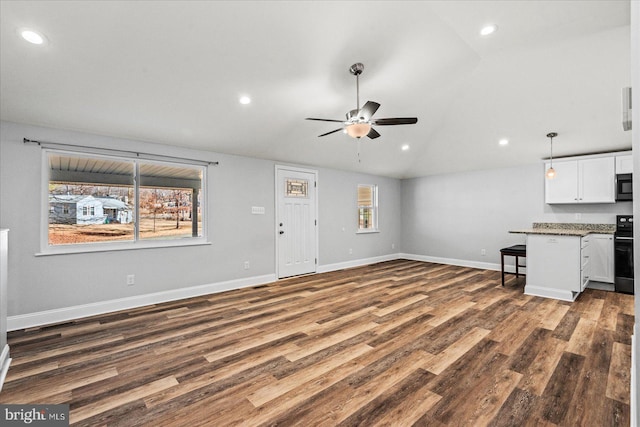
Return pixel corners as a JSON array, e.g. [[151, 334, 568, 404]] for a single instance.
[[357, 139, 361, 163]]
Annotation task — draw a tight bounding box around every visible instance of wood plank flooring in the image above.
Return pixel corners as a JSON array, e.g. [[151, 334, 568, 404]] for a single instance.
[[0, 260, 634, 426]]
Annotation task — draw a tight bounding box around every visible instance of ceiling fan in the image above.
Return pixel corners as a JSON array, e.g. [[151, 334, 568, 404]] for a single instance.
[[306, 63, 418, 139]]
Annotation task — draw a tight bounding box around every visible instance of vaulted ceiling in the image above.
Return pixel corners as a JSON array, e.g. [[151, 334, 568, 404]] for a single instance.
[[0, 1, 632, 178]]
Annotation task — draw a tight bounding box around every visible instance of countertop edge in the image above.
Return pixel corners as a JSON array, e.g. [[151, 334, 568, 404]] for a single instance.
[[509, 229, 615, 236]]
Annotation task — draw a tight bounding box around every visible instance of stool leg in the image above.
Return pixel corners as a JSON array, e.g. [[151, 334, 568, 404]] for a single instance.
[[501, 252, 505, 286], [515, 255, 519, 279]]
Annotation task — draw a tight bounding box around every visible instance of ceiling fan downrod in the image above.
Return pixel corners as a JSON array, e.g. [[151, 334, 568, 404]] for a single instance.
[[350, 63, 364, 113]]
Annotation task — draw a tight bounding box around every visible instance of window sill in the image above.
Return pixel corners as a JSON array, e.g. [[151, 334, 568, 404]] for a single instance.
[[356, 229, 380, 234], [36, 239, 211, 256]]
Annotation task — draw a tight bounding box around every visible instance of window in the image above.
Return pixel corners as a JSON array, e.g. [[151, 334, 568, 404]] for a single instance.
[[46, 150, 206, 249], [285, 178, 308, 198], [357, 184, 378, 232]]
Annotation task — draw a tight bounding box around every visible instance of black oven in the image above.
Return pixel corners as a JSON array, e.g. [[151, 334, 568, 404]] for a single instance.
[[616, 174, 633, 201], [614, 215, 634, 294]]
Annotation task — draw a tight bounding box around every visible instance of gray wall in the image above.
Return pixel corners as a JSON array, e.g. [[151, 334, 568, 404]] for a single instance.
[[317, 167, 401, 266], [401, 163, 632, 267], [0, 121, 402, 317]]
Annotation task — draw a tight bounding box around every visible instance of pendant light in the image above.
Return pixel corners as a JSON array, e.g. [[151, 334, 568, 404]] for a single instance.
[[546, 132, 558, 179]]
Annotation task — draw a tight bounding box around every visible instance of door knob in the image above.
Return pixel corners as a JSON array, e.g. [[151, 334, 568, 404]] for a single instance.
[[279, 223, 283, 227], [279, 231, 284, 235]]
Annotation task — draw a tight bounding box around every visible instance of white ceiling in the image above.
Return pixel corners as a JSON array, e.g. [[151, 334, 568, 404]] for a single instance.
[[0, 1, 633, 179]]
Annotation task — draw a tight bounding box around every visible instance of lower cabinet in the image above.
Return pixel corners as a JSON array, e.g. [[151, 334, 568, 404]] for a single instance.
[[525, 234, 585, 301], [581, 236, 590, 292], [589, 234, 615, 283]]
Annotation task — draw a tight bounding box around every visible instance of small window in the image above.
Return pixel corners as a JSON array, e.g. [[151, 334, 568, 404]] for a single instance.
[[357, 184, 378, 231], [285, 178, 308, 198]]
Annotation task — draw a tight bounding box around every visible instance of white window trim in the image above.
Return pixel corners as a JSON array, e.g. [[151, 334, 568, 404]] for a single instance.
[[40, 148, 209, 255], [357, 183, 379, 233], [356, 229, 381, 234]]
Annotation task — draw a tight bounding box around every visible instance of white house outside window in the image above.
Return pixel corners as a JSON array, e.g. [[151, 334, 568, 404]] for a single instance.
[[45, 150, 206, 250], [357, 184, 378, 232]]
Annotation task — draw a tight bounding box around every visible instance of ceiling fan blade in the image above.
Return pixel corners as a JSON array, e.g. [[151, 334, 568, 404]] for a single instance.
[[367, 128, 381, 139], [372, 117, 418, 126], [306, 118, 345, 123], [358, 101, 381, 121], [318, 128, 343, 137]]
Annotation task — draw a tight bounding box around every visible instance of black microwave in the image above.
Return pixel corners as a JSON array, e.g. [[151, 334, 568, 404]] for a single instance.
[[616, 173, 633, 201]]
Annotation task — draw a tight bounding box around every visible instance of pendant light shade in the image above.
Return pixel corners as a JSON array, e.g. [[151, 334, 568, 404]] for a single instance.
[[546, 132, 558, 179], [546, 166, 556, 179]]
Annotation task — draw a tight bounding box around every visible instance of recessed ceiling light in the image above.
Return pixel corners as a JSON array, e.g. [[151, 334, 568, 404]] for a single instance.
[[239, 96, 251, 105], [19, 28, 46, 45], [401, 144, 410, 151], [499, 138, 509, 146], [480, 24, 498, 36]]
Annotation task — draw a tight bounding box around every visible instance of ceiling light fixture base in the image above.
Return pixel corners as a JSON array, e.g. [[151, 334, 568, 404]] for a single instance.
[[349, 63, 364, 76]]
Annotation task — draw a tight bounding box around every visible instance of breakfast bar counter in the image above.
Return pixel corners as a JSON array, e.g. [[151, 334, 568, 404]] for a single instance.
[[509, 223, 615, 301]]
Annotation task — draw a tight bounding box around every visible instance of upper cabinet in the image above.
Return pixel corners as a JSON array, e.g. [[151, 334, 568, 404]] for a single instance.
[[545, 156, 615, 204], [616, 154, 633, 174]]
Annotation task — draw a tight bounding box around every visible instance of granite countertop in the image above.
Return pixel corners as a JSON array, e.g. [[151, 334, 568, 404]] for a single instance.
[[509, 222, 615, 236]]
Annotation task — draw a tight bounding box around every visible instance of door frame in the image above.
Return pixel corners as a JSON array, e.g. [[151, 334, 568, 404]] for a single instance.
[[275, 165, 319, 279]]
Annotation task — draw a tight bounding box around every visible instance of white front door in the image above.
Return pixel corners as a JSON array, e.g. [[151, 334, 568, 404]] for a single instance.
[[276, 166, 317, 278]]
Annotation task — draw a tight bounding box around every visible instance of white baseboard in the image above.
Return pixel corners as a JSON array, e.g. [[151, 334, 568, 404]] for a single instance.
[[0, 344, 11, 392], [7, 274, 276, 331], [317, 253, 401, 274], [523, 285, 578, 302], [399, 252, 524, 273]]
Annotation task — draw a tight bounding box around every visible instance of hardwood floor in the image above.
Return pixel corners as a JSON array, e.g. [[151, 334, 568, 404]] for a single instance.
[[1, 260, 634, 426]]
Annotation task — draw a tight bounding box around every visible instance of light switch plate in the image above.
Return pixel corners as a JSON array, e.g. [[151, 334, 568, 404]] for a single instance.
[[251, 206, 265, 215]]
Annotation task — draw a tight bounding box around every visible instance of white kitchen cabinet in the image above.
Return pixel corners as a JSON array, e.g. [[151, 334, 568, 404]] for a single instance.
[[589, 233, 614, 283], [616, 154, 633, 174], [545, 161, 578, 203], [525, 234, 585, 301], [545, 156, 615, 204], [581, 236, 591, 291], [580, 157, 616, 203], [0, 229, 9, 391]]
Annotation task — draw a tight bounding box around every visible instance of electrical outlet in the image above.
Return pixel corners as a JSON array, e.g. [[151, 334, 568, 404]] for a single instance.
[[126, 274, 135, 286], [349, 248, 353, 255], [481, 249, 486, 256], [244, 261, 250, 270], [392, 243, 395, 250]]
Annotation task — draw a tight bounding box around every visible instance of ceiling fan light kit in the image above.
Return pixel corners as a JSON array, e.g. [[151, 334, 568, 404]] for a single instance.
[[346, 123, 371, 138], [305, 63, 418, 140]]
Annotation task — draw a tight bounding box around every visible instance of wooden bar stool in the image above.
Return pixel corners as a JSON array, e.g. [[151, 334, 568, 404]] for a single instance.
[[500, 244, 526, 286]]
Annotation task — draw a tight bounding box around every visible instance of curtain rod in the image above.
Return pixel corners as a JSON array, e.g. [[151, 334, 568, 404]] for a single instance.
[[23, 138, 219, 166]]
